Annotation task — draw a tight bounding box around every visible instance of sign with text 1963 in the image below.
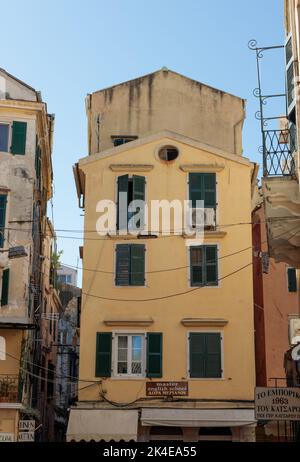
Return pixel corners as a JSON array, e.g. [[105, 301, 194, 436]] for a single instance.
[[146, 381, 188, 397], [255, 387, 300, 421]]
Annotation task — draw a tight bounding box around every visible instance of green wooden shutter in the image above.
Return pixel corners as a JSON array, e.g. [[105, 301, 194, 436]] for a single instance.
[[203, 173, 216, 208], [0, 195, 7, 248], [95, 332, 112, 377], [11, 121, 27, 155], [147, 333, 162, 378], [116, 244, 130, 286], [1, 268, 10, 306], [189, 333, 222, 378], [287, 268, 297, 292], [117, 175, 128, 230], [189, 173, 216, 208], [190, 246, 203, 286], [35, 143, 41, 179], [205, 333, 222, 378], [189, 173, 203, 208], [189, 333, 206, 378], [132, 175, 145, 229], [205, 246, 218, 285], [130, 244, 145, 286]]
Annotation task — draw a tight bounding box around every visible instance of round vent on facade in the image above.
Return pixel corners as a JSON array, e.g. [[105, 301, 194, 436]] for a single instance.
[[158, 145, 179, 162]]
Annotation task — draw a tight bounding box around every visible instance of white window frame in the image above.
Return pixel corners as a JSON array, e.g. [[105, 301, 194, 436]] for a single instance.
[[187, 330, 224, 380], [112, 332, 146, 379]]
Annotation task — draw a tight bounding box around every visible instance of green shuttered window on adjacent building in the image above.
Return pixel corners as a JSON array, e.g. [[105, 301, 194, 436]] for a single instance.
[[190, 245, 218, 286], [146, 333, 163, 378], [1, 268, 10, 306], [189, 332, 222, 378], [287, 268, 297, 292], [0, 195, 7, 248], [189, 173, 216, 208], [11, 121, 27, 155], [115, 244, 145, 286], [95, 332, 112, 377]]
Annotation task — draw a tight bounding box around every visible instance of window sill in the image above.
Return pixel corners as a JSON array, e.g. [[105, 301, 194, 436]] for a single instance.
[[109, 164, 154, 172], [180, 163, 225, 173], [181, 318, 228, 327], [182, 230, 227, 239]]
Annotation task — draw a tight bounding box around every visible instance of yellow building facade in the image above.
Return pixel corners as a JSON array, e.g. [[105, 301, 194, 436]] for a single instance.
[[69, 71, 256, 442]]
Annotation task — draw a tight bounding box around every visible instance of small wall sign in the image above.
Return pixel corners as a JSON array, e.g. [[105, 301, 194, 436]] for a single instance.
[[146, 381, 188, 397]]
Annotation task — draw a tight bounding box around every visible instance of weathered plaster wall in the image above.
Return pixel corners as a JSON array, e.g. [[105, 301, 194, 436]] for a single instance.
[[88, 69, 245, 156]]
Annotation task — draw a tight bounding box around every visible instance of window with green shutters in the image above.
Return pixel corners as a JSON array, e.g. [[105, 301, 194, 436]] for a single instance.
[[189, 173, 216, 209], [0, 195, 7, 248], [115, 244, 145, 286], [11, 121, 27, 155], [1, 268, 10, 306], [189, 332, 222, 378], [35, 142, 42, 180], [190, 245, 218, 286], [95, 332, 112, 377], [146, 333, 163, 378], [287, 268, 297, 292], [117, 175, 145, 231]]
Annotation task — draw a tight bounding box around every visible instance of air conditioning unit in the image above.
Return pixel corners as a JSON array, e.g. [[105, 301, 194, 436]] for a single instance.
[[289, 318, 300, 345], [189, 208, 215, 229]]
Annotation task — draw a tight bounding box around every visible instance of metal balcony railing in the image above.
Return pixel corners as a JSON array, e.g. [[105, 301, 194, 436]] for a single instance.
[[263, 128, 296, 176], [0, 375, 20, 403]]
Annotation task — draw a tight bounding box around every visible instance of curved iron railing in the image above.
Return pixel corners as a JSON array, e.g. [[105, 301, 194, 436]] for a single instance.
[[263, 128, 296, 176]]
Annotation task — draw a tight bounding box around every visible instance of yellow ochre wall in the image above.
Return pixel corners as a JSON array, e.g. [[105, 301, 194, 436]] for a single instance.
[[78, 136, 255, 402]]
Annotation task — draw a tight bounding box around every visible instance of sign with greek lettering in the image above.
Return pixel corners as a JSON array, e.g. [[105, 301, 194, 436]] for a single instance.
[[18, 431, 35, 442], [0, 433, 14, 442], [146, 381, 188, 396], [19, 420, 35, 431], [255, 387, 300, 421]]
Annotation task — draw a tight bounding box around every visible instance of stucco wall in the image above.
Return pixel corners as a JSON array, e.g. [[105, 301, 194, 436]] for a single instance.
[[78, 136, 255, 403], [88, 69, 245, 156], [0, 110, 37, 320]]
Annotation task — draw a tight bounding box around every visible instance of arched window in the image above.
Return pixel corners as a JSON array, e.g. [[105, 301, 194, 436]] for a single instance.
[[0, 336, 6, 360]]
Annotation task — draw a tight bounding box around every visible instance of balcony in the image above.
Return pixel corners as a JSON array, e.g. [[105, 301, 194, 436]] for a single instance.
[[262, 127, 300, 267], [263, 128, 296, 177], [0, 374, 20, 403]]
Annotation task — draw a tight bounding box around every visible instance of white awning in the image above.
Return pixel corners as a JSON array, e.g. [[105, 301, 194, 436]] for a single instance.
[[141, 408, 256, 427], [67, 409, 139, 442]]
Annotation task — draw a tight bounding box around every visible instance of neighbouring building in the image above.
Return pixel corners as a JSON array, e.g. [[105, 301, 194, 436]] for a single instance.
[[57, 264, 78, 287], [69, 69, 257, 442], [249, 0, 300, 442], [55, 282, 80, 442], [252, 194, 298, 387], [33, 219, 62, 442], [0, 68, 57, 442]]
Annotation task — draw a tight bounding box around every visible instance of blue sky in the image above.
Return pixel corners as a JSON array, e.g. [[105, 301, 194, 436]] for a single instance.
[[1, 0, 285, 283]]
